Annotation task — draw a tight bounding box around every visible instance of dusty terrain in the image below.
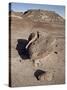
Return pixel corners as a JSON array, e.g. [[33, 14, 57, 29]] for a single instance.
[[9, 10, 65, 87]]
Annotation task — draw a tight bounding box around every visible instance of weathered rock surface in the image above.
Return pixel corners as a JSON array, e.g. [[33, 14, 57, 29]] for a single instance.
[[10, 9, 65, 87], [28, 31, 55, 60]]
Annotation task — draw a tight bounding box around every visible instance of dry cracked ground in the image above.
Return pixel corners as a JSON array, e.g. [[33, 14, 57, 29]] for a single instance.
[[9, 9, 65, 87]]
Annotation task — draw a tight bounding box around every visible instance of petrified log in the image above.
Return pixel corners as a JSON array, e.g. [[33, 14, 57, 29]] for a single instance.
[[26, 31, 55, 60]]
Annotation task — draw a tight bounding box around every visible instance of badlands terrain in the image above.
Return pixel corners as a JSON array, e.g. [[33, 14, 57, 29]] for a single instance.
[[9, 9, 65, 87]]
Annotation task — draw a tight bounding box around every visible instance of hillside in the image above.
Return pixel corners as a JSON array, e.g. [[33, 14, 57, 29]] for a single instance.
[[23, 9, 64, 24]]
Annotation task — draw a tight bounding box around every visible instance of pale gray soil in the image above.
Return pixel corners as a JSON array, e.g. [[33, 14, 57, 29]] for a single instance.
[[9, 11, 65, 87]]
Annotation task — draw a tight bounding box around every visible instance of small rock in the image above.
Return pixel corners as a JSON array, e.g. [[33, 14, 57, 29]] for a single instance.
[[34, 60, 42, 67], [54, 51, 58, 54]]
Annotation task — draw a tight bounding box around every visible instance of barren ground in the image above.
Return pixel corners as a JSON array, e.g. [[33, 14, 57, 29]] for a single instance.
[[9, 11, 65, 87]]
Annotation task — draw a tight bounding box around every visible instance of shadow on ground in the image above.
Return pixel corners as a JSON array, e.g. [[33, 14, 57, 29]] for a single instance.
[[34, 69, 46, 80], [16, 39, 30, 59]]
